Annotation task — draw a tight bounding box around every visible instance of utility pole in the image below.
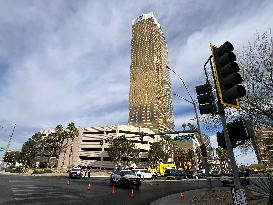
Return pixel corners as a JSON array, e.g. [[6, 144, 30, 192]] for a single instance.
[[167, 67, 212, 190]]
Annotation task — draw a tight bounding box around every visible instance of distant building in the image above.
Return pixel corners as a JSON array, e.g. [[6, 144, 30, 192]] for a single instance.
[[40, 125, 159, 170], [128, 12, 175, 133], [252, 125, 273, 168]]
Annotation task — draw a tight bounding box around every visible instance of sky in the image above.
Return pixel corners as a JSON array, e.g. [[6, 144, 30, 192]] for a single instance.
[[0, 0, 272, 165]]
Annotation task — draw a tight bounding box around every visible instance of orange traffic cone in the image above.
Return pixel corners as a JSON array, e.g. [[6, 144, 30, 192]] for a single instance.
[[180, 192, 185, 200], [112, 186, 116, 194], [87, 183, 91, 191], [129, 189, 135, 198], [67, 180, 70, 186]]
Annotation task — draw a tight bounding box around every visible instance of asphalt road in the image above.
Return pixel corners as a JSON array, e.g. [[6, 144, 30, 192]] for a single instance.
[[0, 174, 221, 205]]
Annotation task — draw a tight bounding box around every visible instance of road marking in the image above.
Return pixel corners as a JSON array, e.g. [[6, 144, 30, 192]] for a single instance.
[[14, 194, 81, 201]]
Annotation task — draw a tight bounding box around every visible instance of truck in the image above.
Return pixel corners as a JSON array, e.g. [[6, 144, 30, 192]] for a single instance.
[[149, 163, 176, 176]]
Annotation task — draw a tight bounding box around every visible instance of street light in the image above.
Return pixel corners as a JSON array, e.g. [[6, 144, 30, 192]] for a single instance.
[[165, 67, 212, 190]]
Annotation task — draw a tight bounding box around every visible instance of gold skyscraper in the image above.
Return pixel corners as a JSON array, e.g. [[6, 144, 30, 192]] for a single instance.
[[128, 12, 175, 133]]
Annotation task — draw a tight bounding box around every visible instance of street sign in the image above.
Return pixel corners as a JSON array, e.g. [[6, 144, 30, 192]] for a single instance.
[[172, 133, 195, 141]]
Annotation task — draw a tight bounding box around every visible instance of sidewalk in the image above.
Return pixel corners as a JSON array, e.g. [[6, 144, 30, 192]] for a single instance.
[[150, 186, 269, 205], [150, 188, 207, 205]]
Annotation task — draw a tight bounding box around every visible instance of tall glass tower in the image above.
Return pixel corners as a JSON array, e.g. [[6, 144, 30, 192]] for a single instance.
[[128, 12, 175, 133]]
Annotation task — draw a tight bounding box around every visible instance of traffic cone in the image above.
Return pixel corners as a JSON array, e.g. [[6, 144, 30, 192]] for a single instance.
[[179, 192, 185, 200], [112, 186, 116, 194], [129, 189, 135, 198], [67, 180, 70, 186], [87, 183, 91, 191]]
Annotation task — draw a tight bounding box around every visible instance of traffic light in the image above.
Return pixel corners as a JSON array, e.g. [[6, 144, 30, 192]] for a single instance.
[[200, 144, 207, 157], [211, 42, 246, 108], [217, 131, 227, 149], [226, 119, 249, 148], [195, 82, 217, 114]]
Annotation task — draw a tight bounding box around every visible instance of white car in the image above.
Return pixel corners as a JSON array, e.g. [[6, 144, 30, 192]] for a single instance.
[[132, 169, 156, 179]]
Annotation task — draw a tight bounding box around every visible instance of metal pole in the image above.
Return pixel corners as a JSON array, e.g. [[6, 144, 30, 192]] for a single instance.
[[193, 102, 212, 190], [167, 67, 212, 190], [219, 112, 241, 190], [208, 58, 242, 190]]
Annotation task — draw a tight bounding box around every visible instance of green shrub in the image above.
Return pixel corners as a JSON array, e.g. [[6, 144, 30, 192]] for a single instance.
[[5, 166, 24, 173], [32, 169, 54, 174]]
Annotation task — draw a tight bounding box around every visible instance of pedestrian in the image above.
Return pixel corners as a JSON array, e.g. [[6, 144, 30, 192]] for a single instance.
[[88, 168, 91, 178]]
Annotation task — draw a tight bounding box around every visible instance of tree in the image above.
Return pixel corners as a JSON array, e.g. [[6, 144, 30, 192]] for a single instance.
[[238, 30, 273, 124], [216, 147, 230, 172], [148, 142, 168, 165], [21, 132, 44, 167], [44, 125, 68, 158], [173, 147, 187, 169], [3, 151, 21, 166], [107, 135, 140, 166]]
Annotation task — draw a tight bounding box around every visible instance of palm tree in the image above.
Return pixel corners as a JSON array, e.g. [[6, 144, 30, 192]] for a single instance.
[[61, 122, 79, 168]]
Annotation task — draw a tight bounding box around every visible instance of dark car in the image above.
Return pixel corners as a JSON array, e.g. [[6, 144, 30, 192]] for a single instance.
[[68, 167, 82, 179], [110, 169, 141, 189], [166, 169, 186, 180], [220, 171, 250, 187], [185, 170, 194, 179], [193, 170, 206, 179]]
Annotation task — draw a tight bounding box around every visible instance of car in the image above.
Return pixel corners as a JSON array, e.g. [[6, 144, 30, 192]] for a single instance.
[[166, 169, 186, 180], [110, 169, 141, 189], [220, 171, 250, 187], [210, 170, 222, 178], [132, 169, 156, 180], [68, 167, 82, 179], [184, 170, 194, 179], [193, 170, 206, 179]]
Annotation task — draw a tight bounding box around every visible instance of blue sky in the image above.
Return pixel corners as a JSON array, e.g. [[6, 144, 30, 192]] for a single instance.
[[0, 0, 272, 165]]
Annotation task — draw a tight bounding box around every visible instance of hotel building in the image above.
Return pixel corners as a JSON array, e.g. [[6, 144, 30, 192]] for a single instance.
[[128, 12, 175, 133]]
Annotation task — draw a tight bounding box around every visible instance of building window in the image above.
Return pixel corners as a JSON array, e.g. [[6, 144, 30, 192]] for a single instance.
[[79, 156, 101, 161], [103, 157, 111, 161], [81, 148, 102, 151], [140, 158, 148, 162], [82, 140, 103, 143]]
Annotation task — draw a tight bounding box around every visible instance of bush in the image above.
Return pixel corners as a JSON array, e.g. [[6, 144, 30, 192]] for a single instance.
[[32, 169, 54, 174], [5, 166, 24, 173]]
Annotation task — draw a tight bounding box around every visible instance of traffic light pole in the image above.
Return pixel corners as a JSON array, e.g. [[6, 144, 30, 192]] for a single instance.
[[167, 67, 212, 190], [209, 58, 242, 191]]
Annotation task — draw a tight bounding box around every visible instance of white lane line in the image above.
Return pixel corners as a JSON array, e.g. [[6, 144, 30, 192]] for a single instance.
[[14, 194, 81, 201], [13, 192, 65, 196]]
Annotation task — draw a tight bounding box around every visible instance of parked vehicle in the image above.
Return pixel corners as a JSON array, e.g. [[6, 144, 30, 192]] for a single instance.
[[193, 170, 206, 179], [68, 167, 82, 179], [166, 169, 186, 180], [210, 170, 222, 178], [110, 169, 141, 189], [220, 171, 250, 187], [132, 169, 156, 179], [220, 173, 233, 186], [149, 163, 176, 177], [184, 170, 194, 179]]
